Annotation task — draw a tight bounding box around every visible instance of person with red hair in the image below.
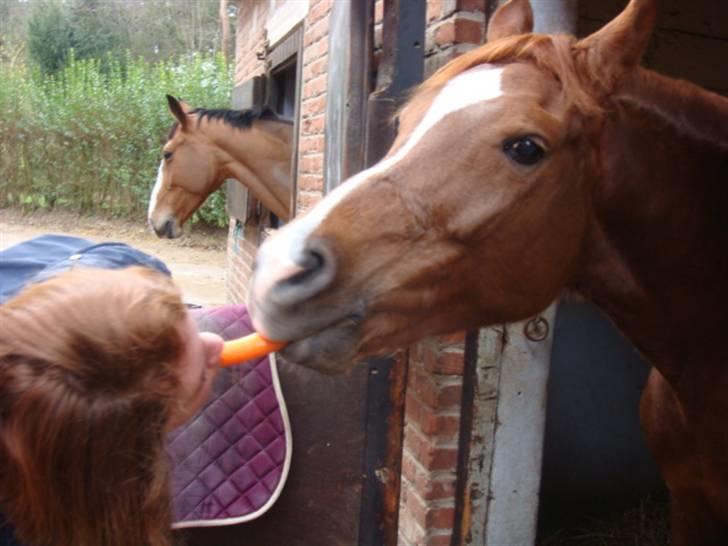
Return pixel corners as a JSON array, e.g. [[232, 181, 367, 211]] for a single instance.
[[0, 238, 223, 546]]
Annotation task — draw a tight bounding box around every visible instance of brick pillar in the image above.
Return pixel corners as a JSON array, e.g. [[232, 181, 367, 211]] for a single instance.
[[398, 2, 487, 544], [226, 1, 269, 304], [400, 334, 466, 546], [227, 0, 333, 303], [297, 0, 332, 213]]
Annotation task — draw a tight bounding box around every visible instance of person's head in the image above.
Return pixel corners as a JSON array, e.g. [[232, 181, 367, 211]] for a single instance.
[[0, 266, 223, 546]]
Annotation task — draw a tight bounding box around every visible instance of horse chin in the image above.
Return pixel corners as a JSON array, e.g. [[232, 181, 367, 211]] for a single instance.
[[278, 323, 361, 374]]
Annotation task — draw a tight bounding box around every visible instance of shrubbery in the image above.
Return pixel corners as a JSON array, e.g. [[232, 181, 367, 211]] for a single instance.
[[0, 52, 232, 226]]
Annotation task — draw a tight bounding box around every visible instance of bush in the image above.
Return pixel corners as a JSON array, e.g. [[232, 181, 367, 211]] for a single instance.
[[0, 52, 232, 226]]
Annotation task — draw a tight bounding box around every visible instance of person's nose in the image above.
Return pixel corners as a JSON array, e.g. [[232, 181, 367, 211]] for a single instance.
[[200, 332, 224, 368]]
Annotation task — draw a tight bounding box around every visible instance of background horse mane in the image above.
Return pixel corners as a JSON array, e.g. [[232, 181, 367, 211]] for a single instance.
[[166, 106, 290, 139]]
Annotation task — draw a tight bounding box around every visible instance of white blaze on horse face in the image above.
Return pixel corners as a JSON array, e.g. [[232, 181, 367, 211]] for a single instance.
[[253, 65, 505, 302], [148, 161, 165, 222]]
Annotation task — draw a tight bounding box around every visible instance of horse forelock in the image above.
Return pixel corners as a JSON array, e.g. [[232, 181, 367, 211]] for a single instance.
[[400, 33, 604, 125]]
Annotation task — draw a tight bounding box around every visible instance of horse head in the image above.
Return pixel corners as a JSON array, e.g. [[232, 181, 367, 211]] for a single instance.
[[148, 96, 224, 238], [249, 0, 657, 373], [149, 95, 293, 238]]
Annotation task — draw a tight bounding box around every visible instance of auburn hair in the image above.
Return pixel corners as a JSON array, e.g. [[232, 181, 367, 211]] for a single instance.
[[0, 266, 187, 546]]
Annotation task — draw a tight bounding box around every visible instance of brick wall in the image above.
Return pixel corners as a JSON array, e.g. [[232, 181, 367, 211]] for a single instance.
[[297, 0, 331, 213], [227, 0, 270, 304], [228, 0, 332, 304], [398, 3, 487, 544]]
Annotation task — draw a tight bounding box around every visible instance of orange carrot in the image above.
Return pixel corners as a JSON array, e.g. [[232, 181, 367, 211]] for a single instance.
[[220, 332, 286, 367]]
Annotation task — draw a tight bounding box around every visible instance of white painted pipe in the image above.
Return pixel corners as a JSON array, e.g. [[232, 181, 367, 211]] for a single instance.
[[530, 0, 578, 34]]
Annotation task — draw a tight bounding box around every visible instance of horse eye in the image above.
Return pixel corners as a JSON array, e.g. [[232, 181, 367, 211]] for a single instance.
[[502, 137, 545, 166], [163, 151, 173, 161]]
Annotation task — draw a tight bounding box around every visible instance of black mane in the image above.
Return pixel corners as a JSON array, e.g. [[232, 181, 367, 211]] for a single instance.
[[167, 106, 291, 140], [193, 106, 290, 128]]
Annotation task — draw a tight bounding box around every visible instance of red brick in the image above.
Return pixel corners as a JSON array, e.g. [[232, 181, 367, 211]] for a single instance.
[[408, 366, 438, 406], [454, 17, 485, 44], [434, 17, 483, 46], [434, 21, 456, 45], [404, 422, 459, 468], [299, 135, 325, 154], [437, 331, 467, 346], [409, 340, 424, 364], [298, 173, 323, 192], [401, 452, 457, 501], [303, 38, 329, 64], [308, 0, 332, 24], [304, 17, 329, 47], [303, 74, 327, 98], [299, 154, 323, 174], [426, 505, 455, 530], [409, 366, 463, 410], [301, 114, 325, 134], [405, 396, 461, 443], [422, 343, 465, 375], [301, 93, 327, 117], [403, 482, 428, 525], [426, 533, 454, 546], [374, 0, 384, 23], [302, 56, 329, 82], [297, 191, 323, 212], [427, 0, 443, 22]]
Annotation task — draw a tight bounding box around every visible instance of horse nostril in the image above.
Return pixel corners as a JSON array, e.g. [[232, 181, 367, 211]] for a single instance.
[[269, 239, 336, 307], [287, 248, 325, 286], [160, 218, 176, 238]]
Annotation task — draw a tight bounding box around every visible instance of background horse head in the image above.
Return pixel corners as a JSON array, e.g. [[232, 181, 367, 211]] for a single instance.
[[148, 95, 293, 238]]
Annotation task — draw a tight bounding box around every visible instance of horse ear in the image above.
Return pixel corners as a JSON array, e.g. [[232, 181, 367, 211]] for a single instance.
[[166, 94, 188, 130], [486, 0, 534, 42], [575, 0, 657, 89]]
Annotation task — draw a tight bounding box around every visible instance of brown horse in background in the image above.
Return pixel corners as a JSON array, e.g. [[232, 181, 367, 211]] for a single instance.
[[148, 95, 293, 238], [248, 0, 728, 543]]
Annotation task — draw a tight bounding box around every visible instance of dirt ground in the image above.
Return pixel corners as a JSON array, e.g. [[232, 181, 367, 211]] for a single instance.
[[0, 208, 228, 306]]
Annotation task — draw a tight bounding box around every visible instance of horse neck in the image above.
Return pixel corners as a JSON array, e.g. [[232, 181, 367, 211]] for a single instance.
[[575, 74, 728, 380], [206, 120, 292, 221]]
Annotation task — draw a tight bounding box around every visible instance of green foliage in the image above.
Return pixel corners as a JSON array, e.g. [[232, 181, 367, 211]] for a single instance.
[[22, 0, 230, 74], [27, 0, 129, 75], [0, 52, 232, 226], [27, 0, 75, 75]]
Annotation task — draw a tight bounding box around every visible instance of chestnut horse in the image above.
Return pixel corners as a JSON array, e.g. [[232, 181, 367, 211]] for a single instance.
[[249, 0, 728, 543], [148, 95, 293, 238]]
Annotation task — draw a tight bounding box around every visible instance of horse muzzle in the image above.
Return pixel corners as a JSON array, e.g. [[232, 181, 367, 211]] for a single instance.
[[149, 216, 182, 239]]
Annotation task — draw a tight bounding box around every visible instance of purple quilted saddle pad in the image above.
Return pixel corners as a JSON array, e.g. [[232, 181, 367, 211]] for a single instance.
[[167, 304, 292, 529]]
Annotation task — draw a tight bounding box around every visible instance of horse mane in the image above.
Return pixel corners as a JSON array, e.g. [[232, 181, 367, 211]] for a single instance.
[[166, 106, 292, 140], [620, 68, 728, 150], [409, 32, 728, 151], [192, 105, 292, 128]]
